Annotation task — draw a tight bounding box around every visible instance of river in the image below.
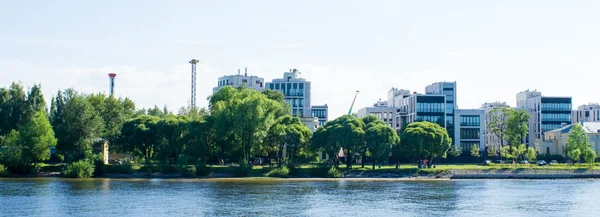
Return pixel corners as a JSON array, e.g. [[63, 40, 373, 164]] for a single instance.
[[1, 178, 599, 216]]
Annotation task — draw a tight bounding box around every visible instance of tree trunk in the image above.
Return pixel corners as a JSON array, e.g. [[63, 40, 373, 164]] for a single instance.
[[372, 160, 376, 170], [348, 154, 353, 169], [361, 154, 365, 168]]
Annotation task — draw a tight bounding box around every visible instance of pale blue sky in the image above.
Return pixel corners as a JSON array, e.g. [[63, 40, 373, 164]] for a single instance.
[[1, 0, 599, 118]]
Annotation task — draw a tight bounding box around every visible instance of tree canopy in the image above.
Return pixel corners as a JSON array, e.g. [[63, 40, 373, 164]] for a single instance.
[[398, 122, 452, 164], [566, 123, 593, 164]]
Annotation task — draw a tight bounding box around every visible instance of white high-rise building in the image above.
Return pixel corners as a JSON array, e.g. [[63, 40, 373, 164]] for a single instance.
[[516, 89, 572, 146], [212, 68, 265, 93], [266, 69, 312, 118], [311, 104, 329, 127], [573, 103, 600, 123], [454, 109, 486, 151], [357, 100, 398, 129], [387, 88, 410, 108]]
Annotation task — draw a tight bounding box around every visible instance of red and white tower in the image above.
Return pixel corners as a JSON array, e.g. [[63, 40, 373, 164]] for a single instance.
[[108, 73, 117, 96]]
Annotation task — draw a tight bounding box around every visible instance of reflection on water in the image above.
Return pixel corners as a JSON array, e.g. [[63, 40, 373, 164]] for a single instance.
[[1, 178, 600, 216]]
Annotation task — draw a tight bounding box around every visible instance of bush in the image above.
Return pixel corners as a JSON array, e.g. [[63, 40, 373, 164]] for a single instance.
[[0, 164, 9, 177], [64, 160, 95, 178], [195, 164, 213, 176], [139, 165, 161, 173], [309, 163, 331, 177], [39, 164, 64, 173], [265, 166, 290, 178], [160, 165, 179, 174], [287, 164, 300, 176], [104, 164, 134, 174], [235, 162, 252, 177], [48, 154, 65, 163], [179, 165, 197, 177], [94, 159, 106, 177], [327, 167, 344, 178]]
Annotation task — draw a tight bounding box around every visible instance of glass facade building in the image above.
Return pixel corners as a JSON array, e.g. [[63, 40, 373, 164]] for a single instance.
[[540, 97, 572, 133], [425, 82, 456, 143], [415, 95, 445, 126]]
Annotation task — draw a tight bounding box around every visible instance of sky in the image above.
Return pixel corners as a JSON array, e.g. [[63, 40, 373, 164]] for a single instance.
[[1, 0, 599, 119]]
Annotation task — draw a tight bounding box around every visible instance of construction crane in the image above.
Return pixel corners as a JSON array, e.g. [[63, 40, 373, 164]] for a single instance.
[[348, 90, 359, 115]]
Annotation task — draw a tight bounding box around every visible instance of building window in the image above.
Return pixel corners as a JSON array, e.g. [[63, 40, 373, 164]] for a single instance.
[[460, 115, 480, 126], [415, 115, 444, 126], [460, 128, 480, 139], [275, 83, 280, 89], [416, 102, 444, 113]]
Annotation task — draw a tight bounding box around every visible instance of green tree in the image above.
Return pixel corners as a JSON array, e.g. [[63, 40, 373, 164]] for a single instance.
[[470, 144, 480, 158], [283, 121, 313, 165], [156, 115, 191, 166], [360, 115, 385, 168], [0, 83, 29, 136], [487, 146, 498, 157], [265, 116, 311, 167], [526, 147, 537, 162], [506, 109, 530, 146], [584, 147, 596, 167], [334, 115, 365, 169], [147, 105, 165, 117], [500, 146, 514, 161], [53, 89, 105, 162], [186, 116, 216, 165], [0, 130, 22, 170], [488, 107, 511, 147], [566, 123, 591, 164], [19, 110, 57, 164], [210, 87, 242, 162], [399, 122, 452, 168], [26, 84, 46, 115], [364, 123, 399, 170], [86, 93, 136, 152], [121, 115, 160, 165]]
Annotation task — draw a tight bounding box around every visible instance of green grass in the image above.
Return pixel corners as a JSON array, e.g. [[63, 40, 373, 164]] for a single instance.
[[33, 162, 600, 178]]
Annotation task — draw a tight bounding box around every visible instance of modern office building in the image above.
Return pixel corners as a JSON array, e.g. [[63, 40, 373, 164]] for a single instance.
[[480, 102, 510, 149], [425, 82, 457, 144], [311, 104, 329, 127], [536, 122, 600, 156], [266, 69, 312, 118], [573, 103, 600, 123], [516, 90, 572, 146], [454, 109, 486, 151], [402, 93, 446, 128], [266, 69, 328, 131], [387, 88, 411, 108], [357, 100, 398, 129], [212, 68, 265, 93]]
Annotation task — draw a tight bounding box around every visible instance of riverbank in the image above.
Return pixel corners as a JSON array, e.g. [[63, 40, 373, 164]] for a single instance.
[[5, 164, 600, 180]]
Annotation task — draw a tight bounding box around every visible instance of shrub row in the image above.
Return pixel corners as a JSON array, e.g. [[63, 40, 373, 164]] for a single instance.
[[64, 160, 95, 178], [0, 164, 8, 177]]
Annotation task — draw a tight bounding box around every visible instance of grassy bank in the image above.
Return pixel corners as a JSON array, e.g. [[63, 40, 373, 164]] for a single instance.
[[6, 163, 600, 179]]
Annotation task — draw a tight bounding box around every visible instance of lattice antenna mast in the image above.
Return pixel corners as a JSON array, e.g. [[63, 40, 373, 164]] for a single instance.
[[189, 59, 199, 107], [108, 73, 117, 96]]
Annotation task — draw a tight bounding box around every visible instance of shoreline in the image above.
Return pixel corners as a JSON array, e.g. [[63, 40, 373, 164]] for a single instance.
[[5, 173, 600, 181]]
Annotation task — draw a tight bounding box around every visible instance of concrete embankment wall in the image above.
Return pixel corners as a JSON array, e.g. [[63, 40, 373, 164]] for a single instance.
[[450, 169, 600, 179]]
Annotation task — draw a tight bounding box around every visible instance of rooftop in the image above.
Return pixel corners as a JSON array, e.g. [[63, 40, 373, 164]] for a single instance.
[[547, 122, 600, 134]]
